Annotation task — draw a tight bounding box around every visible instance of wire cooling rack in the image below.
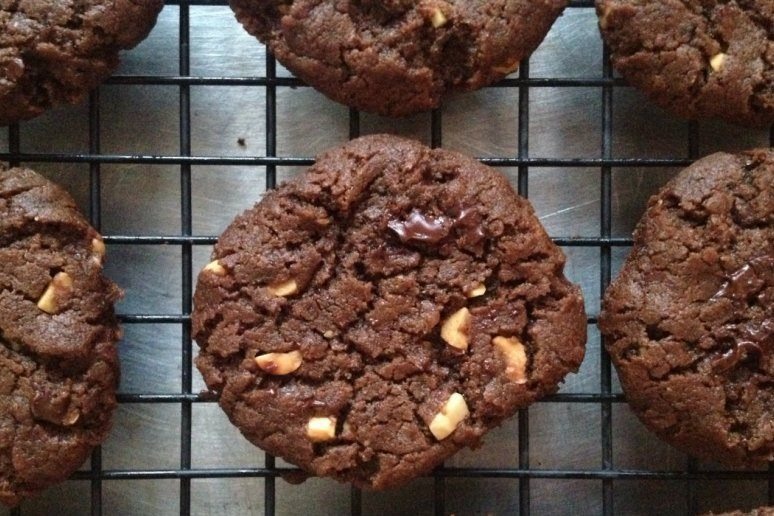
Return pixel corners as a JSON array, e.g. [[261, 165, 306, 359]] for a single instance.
[[1, 0, 772, 514]]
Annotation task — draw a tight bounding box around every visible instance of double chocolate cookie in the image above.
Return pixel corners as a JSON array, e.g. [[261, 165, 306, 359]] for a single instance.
[[707, 509, 774, 516], [0, 0, 163, 125], [193, 134, 587, 489], [229, 0, 568, 116], [596, 0, 773, 127], [0, 167, 121, 506], [600, 149, 773, 466]]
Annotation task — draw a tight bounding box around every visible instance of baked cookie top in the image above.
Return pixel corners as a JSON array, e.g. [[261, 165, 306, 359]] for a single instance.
[[0, 0, 163, 125], [596, 0, 773, 127], [0, 167, 121, 506], [600, 149, 773, 466], [705, 508, 774, 516], [193, 134, 586, 489], [229, 0, 568, 116]]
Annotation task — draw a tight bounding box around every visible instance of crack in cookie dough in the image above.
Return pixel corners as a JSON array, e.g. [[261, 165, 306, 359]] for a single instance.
[[193, 134, 587, 489], [599, 149, 773, 466], [596, 0, 774, 127], [0, 167, 121, 507], [228, 0, 568, 116], [0, 0, 163, 125]]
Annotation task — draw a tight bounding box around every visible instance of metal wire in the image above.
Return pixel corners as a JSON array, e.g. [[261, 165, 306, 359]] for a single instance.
[[3, 1, 773, 514]]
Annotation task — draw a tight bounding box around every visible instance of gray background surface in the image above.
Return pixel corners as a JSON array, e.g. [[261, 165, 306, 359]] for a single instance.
[[1, 3, 771, 516]]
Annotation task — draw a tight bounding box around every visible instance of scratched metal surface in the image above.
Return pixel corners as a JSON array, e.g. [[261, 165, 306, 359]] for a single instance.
[[0, 4, 771, 516]]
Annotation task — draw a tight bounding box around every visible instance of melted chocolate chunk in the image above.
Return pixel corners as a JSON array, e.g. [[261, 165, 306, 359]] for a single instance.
[[744, 319, 774, 348], [713, 255, 773, 302], [454, 208, 487, 250], [388, 210, 451, 243], [712, 319, 772, 374], [388, 207, 487, 248], [713, 342, 764, 374]]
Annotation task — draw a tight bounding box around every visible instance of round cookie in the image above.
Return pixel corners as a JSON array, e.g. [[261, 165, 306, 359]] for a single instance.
[[599, 149, 773, 466], [0, 167, 121, 506], [596, 0, 773, 127], [0, 0, 163, 125], [193, 134, 587, 489], [229, 0, 568, 117]]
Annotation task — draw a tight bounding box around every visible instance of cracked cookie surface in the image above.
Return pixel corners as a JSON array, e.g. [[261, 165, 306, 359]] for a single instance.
[[596, 0, 774, 127], [193, 134, 587, 489], [599, 149, 773, 466], [706, 508, 774, 516], [0, 167, 121, 506], [0, 0, 163, 125], [229, 0, 567, 116]]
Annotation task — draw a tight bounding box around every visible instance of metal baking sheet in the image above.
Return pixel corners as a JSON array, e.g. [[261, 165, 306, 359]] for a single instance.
[[0, 3, 771, 515]]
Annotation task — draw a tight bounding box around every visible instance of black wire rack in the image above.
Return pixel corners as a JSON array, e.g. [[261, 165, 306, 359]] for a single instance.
[[2, 0, 773, 514]]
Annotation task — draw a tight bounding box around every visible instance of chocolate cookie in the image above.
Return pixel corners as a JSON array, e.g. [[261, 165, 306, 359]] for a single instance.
[[229, 0, 567, 117], [193, 134, 587, 489], [706, 508, 774, 516], [0, 167, 121, 506], [596, 0, 773, 127], [0, 0, 163, 125], [599, 149, 773, 466]]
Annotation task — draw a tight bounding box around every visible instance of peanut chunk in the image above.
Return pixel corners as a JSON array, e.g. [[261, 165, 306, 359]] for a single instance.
[[465, 284, 486, 298], [255, 351, 303, 375], [430, 8, 447, 28], [429, 393, 469, 440], [710, 53, 727, 72], [492, 336, 528, 384], [203, 260, 227, 276], [441, 307, 472, 351], [268, 279, 298, 297], [492, 59, 520, 75], [307, 416, 337, 442], [91, 238, 106, 261], [37, 272, 73, 314], [63, 410, 81, 426], [599, 5, 613, 29]]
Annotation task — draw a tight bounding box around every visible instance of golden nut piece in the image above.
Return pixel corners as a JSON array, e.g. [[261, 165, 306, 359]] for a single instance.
[[492, 59, 520, 75], [492, 336, 528, 384], [254, 351, 303, 375], [37, 272, 74, 314], [62, 410, 81, 426], [429, 392, 469, 440], [598, 5, 613, 29], [430, 8, 447, 28], [710, 53, 727, 72], [203, 260, 227, 276], [465, 284, 486, 298], [307, 416, 337, 442], [90, 239, 106, 266], [91, 238, 106, 260], [267, 279, 298, 297], [440, 307, 472, 351]]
